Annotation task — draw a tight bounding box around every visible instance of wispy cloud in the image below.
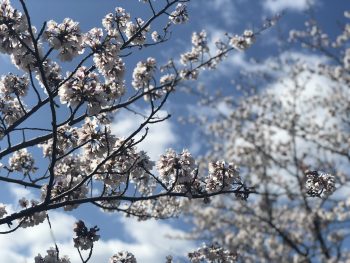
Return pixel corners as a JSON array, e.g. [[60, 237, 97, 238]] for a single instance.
[[263, 0, 315, 13], [191, 0, 239, 26], [209, 0, 238, 26], [111, 109, 177, 161], [9, 184, 36, 202]]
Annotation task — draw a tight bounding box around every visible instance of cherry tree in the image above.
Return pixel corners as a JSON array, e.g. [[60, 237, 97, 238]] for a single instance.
[[183, 9, 350, 263], [0, 0, 279, 261]]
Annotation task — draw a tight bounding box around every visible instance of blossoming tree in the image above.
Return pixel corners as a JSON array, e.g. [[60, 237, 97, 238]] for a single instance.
[[0, 0, 276, 261], [184, 9, 350, 263]]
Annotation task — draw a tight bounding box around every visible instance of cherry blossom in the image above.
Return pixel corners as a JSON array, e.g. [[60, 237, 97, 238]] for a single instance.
[[0, 0, 275, 261]]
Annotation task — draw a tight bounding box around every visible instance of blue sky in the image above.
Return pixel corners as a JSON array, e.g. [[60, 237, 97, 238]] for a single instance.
[[0, 0, 348, 262]]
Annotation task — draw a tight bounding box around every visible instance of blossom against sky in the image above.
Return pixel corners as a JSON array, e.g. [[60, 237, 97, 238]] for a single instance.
[[0, 0, 348, 262]]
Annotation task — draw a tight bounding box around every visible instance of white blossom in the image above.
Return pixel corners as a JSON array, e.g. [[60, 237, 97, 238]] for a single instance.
[[188, 243, 237, 263], [18, 199, 46, 228], [156, 149, 197, 191], [92, 42, 125, 82], [229, 30, 255, 51], [109, 251, 137, 263], [35, 59, 62, 90], [169, 3, 189, 24], [0, 97, 26, 125], [73, 220, 100, 250], [0, 0, 28, 54], [44, 18, 84, 61], [125, 18, 150, 45], [102, 7, 130, 37], [305, 170, 336, 197], [9, 148, 37, 175], [77, 118, 116, 158], [84, 27, 103, 48], [132, 57, 157, 90], [41, 156, 89, 211], [205, 161, 241, 193], [0, 73, 29, 98], [151, 30, 160, 42], [59, 67, 124, 114], [39, 124, 78, 157], [34, 248, 70, 263]]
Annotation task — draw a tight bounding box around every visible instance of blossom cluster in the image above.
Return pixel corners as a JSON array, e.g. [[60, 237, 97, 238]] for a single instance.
[[132, 57, 157, 90], [169, 3, 189, 24], [76, 118, 116, 158], [205, 161, 241, 193], [305, 170, 336, 197], [73, 220, 100, 250], [59, 66, 125, 114], [40, 156, 88, 211], [126, 196, 182, 220], [102, 6, 152, 46], [151, 30, 160, 42], [229, 30, 255, 51], [35, 59, 62, 90], [89, 34, 126, 82], [109, 251, 137, 263], [0, 0, 26, 52], [180, 31, 208, 70], [156, 149, 197, 191], [0, 73, 29, 127], [102, 7, 130, 37], [39, 124, 78, 157], [34, 248, 70, 263], [0, 96, 25, 126], [0, 0, 29, 55], [8, 148, 37, 175], [43, 18, 84, 61], [125, 18, 150, 45], [0, 73, 29, 98], [91, 136, 156, 194], [128, 150, 156, 194], [18, 198, 46, 228], [187, 243, 237, 263]]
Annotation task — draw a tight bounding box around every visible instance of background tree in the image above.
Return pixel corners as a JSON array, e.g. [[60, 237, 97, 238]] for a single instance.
[[184, 8, 350, 263]]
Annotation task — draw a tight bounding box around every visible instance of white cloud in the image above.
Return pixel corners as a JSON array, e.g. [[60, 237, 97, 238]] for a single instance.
[[0, 211, 76, 262], [211, 50, 329, 80], [263, 0, 315, 13], [209, 0, 238, 26], [110, 217, 196, 262], [9, 184, 36, 202], [191, 0, 239, 26], [111, 109, 177, 161], [0, 210, 195, 263]]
